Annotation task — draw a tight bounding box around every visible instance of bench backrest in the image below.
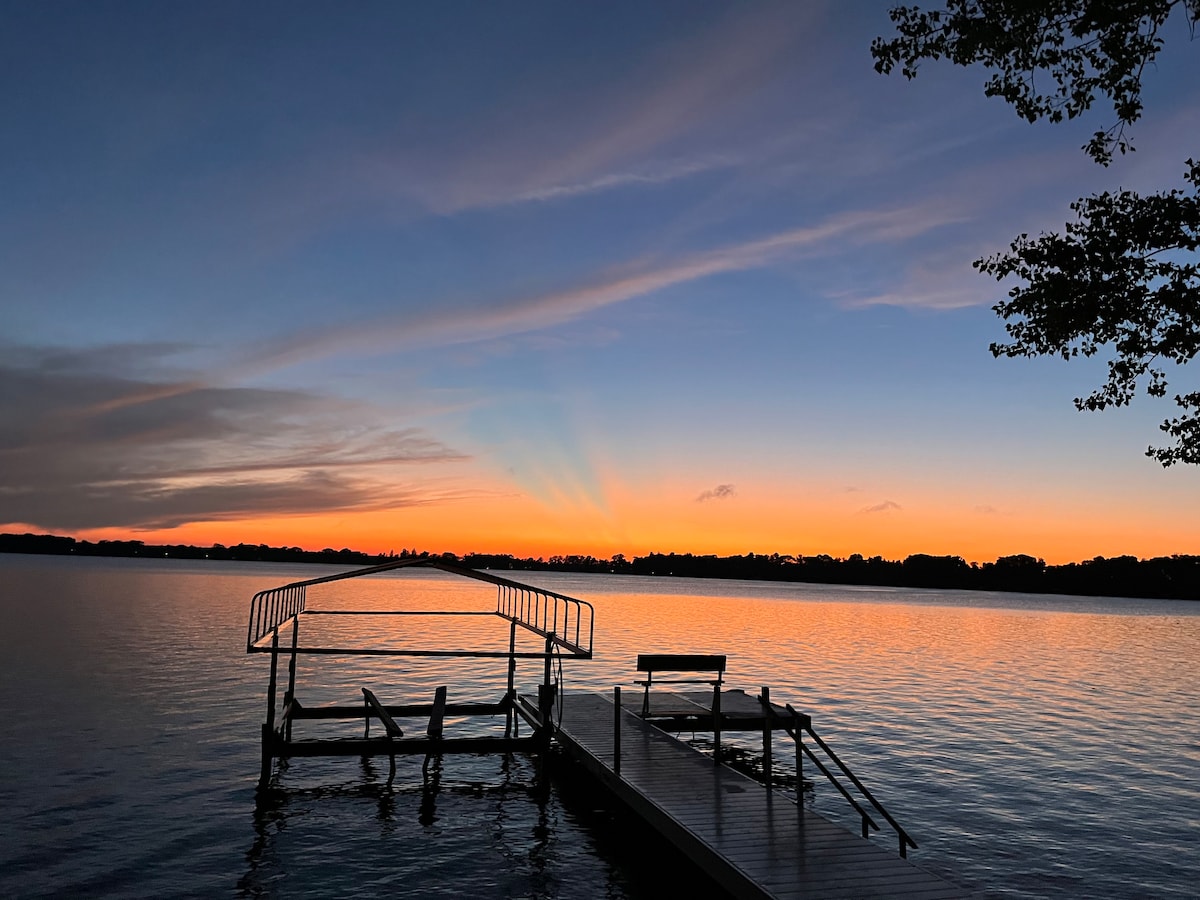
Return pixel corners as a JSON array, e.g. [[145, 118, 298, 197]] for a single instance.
[[636, 653, 726, 676]]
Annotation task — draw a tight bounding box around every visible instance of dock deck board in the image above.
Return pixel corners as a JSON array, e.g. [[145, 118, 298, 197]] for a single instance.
[[555, 691, 967, 899]]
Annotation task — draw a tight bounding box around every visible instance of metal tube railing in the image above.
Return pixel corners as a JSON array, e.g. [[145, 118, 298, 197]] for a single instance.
[[492, 580, 594, 659], [757, 694, 918, 858], [247, 584, 306, 649]]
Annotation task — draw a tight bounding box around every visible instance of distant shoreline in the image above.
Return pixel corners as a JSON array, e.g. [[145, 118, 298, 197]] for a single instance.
[[3, 531, 1196, 602]]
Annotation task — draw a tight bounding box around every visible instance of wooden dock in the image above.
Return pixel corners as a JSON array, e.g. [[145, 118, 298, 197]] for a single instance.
[[555, 691, 967, 899]]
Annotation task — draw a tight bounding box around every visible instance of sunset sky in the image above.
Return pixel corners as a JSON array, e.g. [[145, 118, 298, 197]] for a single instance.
[[2, 1, 1198, 564]]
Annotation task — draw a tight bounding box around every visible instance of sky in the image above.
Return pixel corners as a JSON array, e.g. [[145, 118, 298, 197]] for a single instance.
[[2, 1, 1198, 564]]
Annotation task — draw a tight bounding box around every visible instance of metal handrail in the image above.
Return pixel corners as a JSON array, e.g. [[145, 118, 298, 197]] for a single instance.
[[758, 695, 918, 858], [494, 581, 594, 658], [247, 584, 306, 649]]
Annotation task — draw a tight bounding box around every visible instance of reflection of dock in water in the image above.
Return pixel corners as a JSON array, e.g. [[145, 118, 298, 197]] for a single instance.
[[245, 560, 969, 897]]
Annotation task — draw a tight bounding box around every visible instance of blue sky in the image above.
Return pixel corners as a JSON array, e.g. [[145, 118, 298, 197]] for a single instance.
[[2, 1, 1198, 561]]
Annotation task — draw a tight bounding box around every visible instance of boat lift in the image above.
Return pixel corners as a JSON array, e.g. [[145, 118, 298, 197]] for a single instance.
[[245, 557, 594, 791]]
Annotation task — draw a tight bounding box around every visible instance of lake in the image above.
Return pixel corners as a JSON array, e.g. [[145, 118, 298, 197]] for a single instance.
[[1, 553, 1197, 898]]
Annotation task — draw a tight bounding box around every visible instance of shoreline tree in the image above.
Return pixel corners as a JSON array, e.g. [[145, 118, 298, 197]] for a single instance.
[[872, 1, 1200, 464], [3, 530, 1198, 600]]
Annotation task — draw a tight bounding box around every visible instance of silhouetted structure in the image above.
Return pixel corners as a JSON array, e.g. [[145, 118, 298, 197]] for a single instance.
[[245, 559, 964, 897], [247, 556, 593, 791]]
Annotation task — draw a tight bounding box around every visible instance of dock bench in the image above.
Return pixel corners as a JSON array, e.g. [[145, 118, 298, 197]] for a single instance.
[[362, 685, 448, 784], [635, 654, 727, 749]]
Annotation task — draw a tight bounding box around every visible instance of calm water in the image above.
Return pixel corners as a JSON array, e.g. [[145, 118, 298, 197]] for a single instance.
[[2, 554, 1198, 898]]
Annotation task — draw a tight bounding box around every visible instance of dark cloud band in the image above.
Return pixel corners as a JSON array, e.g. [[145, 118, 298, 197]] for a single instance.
[[0, 344, 465, 531]]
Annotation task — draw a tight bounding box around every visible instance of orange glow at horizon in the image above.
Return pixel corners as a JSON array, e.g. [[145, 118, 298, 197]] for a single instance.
[[16, 470, 1198, 566]]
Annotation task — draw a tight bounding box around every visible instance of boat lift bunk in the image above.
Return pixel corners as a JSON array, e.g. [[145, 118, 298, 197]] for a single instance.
[[245, 557, 594, 791]]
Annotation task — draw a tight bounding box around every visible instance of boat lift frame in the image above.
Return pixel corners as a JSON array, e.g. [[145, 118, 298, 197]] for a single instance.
[[246, 557, 594, 791]]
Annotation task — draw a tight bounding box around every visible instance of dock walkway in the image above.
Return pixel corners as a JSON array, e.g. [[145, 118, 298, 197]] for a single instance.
[[555, 691, 965, 899]]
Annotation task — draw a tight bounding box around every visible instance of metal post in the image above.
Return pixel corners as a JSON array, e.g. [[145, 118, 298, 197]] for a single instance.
[[761, 686, 772, 787], [537, 636, 555, 738], [794, 709, 803, 793], [265, 630, 279, 734], [506, 620, 517, 737], [613, 686, 621, 776], [712, 680, 722, 763], [260, 630, 280, 790], [285, 617, 299, 741], [259, 723, 272, 790]]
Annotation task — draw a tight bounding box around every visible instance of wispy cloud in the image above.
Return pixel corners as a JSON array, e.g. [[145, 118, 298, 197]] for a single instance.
[[696, 483, 736, 503], [351, 4, 820, 216], [843, 259, 995, 311], [973, 504, 1016, 517], [0, 345, 468, 531], [508, 156, 735, 205], [231, 198, 971, 378], [861, 500, 902, 514], [18, 195, 974, 434]]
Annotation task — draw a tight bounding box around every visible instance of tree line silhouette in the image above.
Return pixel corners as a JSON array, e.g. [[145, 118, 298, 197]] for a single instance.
[[2, 532, 1196, 601]]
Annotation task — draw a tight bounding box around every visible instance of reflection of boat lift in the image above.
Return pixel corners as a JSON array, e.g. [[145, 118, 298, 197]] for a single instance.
[[245, 557, 594, 794]]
